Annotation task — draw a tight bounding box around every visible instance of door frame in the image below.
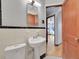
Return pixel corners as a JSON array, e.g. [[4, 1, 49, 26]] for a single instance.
[[46, 4, 63, 55], [46, 5, 62, 45], [46, 15, 55, 45]]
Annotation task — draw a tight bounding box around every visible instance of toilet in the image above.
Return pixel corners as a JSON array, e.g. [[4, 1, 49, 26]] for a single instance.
[[5, 43, 26, 59]]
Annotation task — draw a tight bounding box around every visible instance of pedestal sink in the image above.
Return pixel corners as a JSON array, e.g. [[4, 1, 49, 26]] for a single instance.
[[28, 36, 46, 59]]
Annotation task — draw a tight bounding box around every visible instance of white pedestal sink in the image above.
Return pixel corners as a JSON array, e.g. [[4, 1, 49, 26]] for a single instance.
[[28, 36, 46, 59]]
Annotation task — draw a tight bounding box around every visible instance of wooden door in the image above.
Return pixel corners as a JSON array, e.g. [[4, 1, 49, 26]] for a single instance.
[[62, 0, 79, 59]]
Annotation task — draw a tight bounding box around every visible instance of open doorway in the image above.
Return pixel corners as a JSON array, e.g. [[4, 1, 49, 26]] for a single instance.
[[46, 6, 62, 57], [47, 15, 55, 48], [47, 15, 55, 56]]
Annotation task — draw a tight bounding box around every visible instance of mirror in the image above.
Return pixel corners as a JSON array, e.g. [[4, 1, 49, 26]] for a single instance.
[[26, 2, 39, 27], [0, 0, 46, 28]]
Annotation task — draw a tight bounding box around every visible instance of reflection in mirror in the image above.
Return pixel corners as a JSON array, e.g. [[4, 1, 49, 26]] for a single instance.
[[0, 0, 46, 28], [27, 14, 38, 27], [27, 3, 39, 27]]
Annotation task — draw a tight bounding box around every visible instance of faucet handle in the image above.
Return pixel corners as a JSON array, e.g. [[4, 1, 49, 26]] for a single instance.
[[33, 33, 40, 39]]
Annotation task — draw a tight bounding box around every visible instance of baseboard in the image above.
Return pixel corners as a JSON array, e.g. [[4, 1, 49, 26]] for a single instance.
[[40, 53, 46, 59]]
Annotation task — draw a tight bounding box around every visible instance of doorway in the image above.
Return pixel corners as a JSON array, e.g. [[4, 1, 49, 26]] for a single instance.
[[47, 15, 55, 46], [46, 6, 62, 57], [46, 15, 55, 55]]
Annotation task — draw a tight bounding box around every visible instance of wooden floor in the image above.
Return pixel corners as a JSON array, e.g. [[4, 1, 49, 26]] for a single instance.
[[47, 35, 62, 57], [47, 44, 62, 57]]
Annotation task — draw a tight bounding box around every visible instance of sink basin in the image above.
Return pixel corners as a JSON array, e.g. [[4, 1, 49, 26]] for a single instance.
[[28, 36, 46, 47], [28, 36, 46, 59]]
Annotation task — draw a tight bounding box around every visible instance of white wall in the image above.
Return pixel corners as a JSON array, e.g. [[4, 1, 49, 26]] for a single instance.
[[55, 8, 62, 44], [0, 29, 46, 59], [37, 0, 46, 27], [2, 0, 27, 26]]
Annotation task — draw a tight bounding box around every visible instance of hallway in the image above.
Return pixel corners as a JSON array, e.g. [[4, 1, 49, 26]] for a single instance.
[[47, 35, 62, 57]]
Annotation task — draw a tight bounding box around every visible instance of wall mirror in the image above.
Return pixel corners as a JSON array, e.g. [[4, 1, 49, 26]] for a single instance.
[[26, 1, 39, 27], [0, 0, 46, 28]]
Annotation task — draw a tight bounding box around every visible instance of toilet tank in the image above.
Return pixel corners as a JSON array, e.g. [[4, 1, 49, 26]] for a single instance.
[[5, 43, 26, 59]]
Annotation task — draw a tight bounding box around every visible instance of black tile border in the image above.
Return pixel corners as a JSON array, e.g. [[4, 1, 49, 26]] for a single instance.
[[0, 26, 46, 29], [40, 53, 46, 59]]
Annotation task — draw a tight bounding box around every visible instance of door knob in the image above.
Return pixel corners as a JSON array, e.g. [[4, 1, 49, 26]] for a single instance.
[[75, 38, 79, 42]]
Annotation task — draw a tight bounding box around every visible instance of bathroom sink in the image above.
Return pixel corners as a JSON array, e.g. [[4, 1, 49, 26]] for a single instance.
[[28, 36, 46, 59], [28, 36, 46, 47]]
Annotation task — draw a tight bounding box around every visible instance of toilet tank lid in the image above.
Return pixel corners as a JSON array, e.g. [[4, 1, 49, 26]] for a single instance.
[[5, 43, 26, 51]]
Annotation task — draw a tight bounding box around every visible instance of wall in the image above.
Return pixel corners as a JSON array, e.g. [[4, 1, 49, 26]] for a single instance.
[[2, 0, 27, 26], [46, 7, 55, 17], [0, 29, 46, 59], [37, 0, 46, 27], [55, 8, 62, 44]]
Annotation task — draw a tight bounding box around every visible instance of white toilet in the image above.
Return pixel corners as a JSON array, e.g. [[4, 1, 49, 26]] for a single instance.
[[5, 43, 26, 59]]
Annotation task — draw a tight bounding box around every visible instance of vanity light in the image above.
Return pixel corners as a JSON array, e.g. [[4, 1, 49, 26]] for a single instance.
[[27, 0, 32, 3], [23, 0, 32, 4], [33, 1, 41, 7], [26, 0, 41, 7]]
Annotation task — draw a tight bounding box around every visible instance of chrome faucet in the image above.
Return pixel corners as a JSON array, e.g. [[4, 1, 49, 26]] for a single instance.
[[33, 33, 40, 39]]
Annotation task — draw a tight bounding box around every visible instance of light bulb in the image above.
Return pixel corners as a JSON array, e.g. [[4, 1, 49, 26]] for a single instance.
[[33, 1, 41, 7], [23, 0, 32, 5], [27, 0, 32, 3]]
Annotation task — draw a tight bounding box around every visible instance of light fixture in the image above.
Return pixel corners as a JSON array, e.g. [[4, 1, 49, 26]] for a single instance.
[[26, 0, 41, 7], [33, 1, 41, 7], [27, 0, 32, 3]]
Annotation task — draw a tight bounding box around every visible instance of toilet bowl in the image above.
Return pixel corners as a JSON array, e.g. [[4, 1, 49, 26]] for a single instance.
[[5, 43, 26, 59]]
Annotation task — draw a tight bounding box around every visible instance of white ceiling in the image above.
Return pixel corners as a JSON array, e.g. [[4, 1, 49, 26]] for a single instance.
[[24, 0, 65, 6], [45, 0, 65, 6]]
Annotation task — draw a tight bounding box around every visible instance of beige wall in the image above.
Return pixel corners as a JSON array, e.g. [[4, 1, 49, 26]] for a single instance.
[[0, 29, 46, 59]]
